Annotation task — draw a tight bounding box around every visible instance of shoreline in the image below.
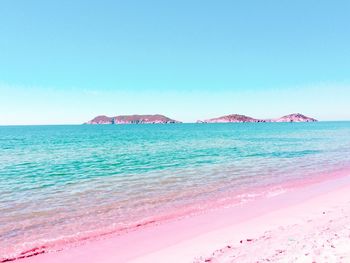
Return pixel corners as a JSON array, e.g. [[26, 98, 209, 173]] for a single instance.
[[132, 174, 350, 262], [16, 170, 350, 263]]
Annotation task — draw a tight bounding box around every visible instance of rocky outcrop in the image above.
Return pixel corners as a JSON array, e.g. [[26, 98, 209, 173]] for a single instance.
[[273, 113, 317, 122], [86, 115, 114, 124], [87, 113, 317, 124], [202, 114, 263, 123], [86, 114, 180, 124], [199, 113, 317, 123]]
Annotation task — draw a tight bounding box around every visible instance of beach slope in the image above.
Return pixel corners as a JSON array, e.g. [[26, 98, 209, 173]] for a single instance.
[[20, 175, 350, 263]]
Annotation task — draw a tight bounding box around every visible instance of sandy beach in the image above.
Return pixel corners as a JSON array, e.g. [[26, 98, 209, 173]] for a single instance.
[[192, 179, 350, 263], [17, 172, 350, 263]]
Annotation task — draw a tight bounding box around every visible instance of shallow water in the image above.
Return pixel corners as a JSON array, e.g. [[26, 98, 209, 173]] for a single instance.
[[1, 122, 350, 260]]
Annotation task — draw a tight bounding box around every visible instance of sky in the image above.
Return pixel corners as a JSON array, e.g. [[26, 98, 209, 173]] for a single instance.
[[0, 0, 349, 124]]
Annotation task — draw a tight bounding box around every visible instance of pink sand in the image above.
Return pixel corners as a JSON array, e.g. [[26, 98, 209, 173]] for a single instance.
[[19, 173, 350, 263]]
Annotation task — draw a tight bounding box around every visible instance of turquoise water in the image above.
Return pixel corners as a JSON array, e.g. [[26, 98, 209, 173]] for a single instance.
[[1, 122, 350, 260]]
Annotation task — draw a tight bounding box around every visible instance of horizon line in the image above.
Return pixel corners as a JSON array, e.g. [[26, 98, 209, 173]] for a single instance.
[[1, 120, 350, 126]]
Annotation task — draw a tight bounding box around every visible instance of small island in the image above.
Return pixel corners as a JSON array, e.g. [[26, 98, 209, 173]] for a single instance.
[[86, 113, 317, 124], [273, 113, 318, 122], [86, 114, 181, 124], [199, 114, 263, 123], [199, 113, 317, 123]]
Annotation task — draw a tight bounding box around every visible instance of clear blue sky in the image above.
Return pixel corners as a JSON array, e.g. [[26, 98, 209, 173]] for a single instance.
[[0, 0, 349, 124]]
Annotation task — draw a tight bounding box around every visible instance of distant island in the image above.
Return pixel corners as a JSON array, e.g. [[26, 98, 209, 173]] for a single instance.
[[86, 113, 317, 124], [198, 113, 317, 123], [86, 114, 181, 124]]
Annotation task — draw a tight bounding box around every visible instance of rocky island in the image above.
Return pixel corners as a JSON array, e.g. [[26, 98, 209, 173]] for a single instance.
[[200, 114, 263, 123], [86, 114, 181, 124], [86, 113, 317, 124], [199, 113, 317, 123], [274, 113, 318, 122]]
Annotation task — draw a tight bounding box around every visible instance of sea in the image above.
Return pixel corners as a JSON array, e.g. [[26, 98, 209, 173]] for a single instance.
[[1, 122, 350, 260]]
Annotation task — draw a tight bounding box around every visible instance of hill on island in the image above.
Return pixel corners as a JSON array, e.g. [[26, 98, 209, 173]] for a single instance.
[[198, 113, 317, 123], [86, 113, 317, 124], [274, 113, 317, 122], [86, 114, 181, 124]]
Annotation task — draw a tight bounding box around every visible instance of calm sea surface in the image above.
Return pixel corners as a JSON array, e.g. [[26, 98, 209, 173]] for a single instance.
[[1, 122, 350, 259]]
